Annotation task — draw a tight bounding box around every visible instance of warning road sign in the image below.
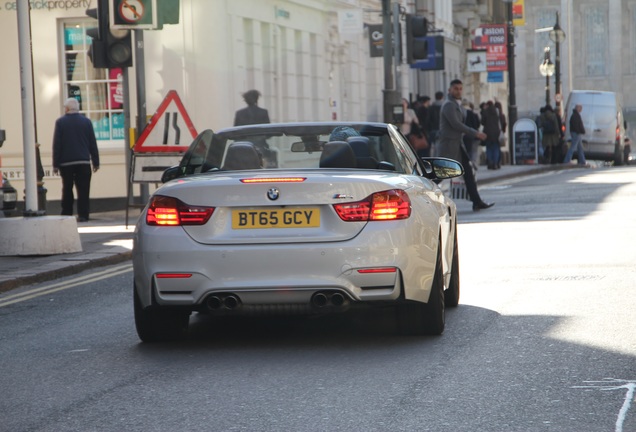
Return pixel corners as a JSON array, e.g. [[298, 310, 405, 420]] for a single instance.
[[133, 90, 198, 153]]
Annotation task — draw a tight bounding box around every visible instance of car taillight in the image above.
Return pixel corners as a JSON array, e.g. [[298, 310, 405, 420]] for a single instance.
[[146, 195, 214, 226], [333, 189, 411, 221]]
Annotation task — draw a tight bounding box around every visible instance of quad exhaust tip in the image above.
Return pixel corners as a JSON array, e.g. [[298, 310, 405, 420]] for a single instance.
[[311, 291, 348, 308], [205, 294, 241, 311]]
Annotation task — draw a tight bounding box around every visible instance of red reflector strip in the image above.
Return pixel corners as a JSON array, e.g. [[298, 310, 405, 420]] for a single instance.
[[240, 177, 306, 183], [156, 273, 193, 279], [357, 267, 397, 274]]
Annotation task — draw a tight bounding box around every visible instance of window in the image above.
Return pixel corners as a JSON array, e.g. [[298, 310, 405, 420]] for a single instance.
[[584, 6, 608, 76], [61, 20, 125, 142]]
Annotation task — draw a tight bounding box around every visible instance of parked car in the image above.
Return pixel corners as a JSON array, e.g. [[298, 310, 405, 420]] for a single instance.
[[564, 90, 628, 165], [132, 122, 464, 342], [1, 175, 17, 217]]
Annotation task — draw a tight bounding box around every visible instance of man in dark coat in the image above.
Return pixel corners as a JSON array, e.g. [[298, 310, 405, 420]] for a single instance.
[[233, 89, 270, 126], [563, 104, 587, 165], [540, 105, 561, 164], [425, 91, 444, 155], [481, 101, 501, 169], [52, 97, 100, 222]]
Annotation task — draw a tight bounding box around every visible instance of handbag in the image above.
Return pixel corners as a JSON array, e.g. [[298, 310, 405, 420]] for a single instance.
[[409, 132, 429, 150], [499, 131, 508, 147]]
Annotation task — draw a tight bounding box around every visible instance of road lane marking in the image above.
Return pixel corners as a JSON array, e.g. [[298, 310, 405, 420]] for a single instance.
[[573, 379, 636, 432], [0, 263, 132, 307]]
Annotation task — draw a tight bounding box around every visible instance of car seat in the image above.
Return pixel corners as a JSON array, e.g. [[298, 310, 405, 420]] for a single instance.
[[347, 136, 379, 169], [222, 141, 262, 170], [319, 141, 357, 168]]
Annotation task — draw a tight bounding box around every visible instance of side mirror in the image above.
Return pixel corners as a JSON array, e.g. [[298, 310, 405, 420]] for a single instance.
[[422, 158, 464, 180], [161, 166, 181, 183]]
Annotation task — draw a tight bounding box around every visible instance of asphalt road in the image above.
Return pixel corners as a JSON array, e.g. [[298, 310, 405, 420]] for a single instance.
[[1, 165, 635, 432]]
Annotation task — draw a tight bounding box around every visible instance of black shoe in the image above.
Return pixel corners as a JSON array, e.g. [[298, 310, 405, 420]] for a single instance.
[[473, 201, 494, 211], [77, 217, 89, 222]]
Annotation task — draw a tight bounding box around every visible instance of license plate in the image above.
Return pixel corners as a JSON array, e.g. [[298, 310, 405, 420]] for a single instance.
[[232, 208, 320, 229]]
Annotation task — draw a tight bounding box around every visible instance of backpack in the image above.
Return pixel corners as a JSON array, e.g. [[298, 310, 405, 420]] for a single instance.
[[543, 117, 556, 134]]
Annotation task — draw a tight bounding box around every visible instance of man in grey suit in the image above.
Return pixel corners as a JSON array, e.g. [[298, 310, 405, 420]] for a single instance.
[[438, 79, 494, 211]]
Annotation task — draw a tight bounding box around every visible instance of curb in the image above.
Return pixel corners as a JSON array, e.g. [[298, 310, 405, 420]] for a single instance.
[[477, 163, 580, 185], [0, 251, 132, 293]]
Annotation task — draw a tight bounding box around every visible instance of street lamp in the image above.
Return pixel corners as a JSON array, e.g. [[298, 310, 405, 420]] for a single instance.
[[549, 12, 566, 117], [503, 0, 517, 164], [539, 47, 555, 106]]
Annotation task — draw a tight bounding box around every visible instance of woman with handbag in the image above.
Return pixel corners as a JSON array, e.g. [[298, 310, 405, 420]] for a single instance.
[[399, 98, 420, 135], [408, 122, 430, 157]]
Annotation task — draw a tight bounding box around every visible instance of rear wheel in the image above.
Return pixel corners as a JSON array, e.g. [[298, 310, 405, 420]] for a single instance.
[[397, 244, 445, 336], [445, 227, 460, 307], [134, 287, 189, 343]]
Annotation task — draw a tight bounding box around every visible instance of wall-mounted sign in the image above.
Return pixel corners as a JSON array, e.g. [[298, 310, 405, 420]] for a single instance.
[[467, 50, 487, 73], [472, 25, 508, 71], [513, 0, 525, 27], [338, 10, 362, 34], [487, 71, 504, 83], [410, 36, 444, 71], [367, 24, 384, 58]]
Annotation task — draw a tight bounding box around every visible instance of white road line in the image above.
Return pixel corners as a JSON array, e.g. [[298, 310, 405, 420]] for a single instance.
[[0, 263, 133, 307], [573, 378, 636, 432]]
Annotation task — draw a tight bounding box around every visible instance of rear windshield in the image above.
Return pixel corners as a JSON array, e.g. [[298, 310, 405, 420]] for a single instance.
[[177, 124, 417, 176]]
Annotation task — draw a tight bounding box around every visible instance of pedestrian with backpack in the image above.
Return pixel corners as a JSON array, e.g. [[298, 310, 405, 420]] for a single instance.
[[540, 105, 560, 164]]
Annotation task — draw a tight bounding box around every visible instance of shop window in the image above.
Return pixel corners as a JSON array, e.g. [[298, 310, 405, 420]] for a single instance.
[[61, 20, 124, 142]]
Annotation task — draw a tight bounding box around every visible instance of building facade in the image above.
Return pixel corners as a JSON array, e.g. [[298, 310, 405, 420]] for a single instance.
[[3, 0, 630, 210]]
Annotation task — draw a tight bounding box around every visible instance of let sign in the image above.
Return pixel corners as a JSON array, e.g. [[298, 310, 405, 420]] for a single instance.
[[110, 0, 158, 29]]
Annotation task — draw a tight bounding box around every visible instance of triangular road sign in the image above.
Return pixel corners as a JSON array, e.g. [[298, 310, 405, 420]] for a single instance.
[[133, 90, 198, 153]]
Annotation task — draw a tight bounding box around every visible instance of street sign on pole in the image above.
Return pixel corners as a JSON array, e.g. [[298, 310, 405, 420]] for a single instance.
[[133, 90, 197, 153], [110, 0, 158, 30]]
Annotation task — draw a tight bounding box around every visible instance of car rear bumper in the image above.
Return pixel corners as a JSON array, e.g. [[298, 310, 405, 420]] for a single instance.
[[133, 223, 438, 311]]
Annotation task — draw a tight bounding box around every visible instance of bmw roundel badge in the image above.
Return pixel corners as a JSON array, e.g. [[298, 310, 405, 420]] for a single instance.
[[267, 187, 280, 201]]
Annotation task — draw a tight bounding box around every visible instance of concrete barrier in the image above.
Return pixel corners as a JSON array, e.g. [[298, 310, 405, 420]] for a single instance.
[[0, 216, 81, 256]]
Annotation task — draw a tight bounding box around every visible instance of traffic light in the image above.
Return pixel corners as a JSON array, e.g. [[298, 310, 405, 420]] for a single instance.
[[86, 0, 132, 68], [406, 15, 428, 64]]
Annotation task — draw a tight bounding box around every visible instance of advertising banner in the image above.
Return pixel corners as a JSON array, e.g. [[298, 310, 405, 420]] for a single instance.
[[472, 25, 508, 72]]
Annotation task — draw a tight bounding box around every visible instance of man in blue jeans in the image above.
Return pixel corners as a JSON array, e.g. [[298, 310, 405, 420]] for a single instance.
[[564, 104, 587, 165], [52, 98, 100, 222]]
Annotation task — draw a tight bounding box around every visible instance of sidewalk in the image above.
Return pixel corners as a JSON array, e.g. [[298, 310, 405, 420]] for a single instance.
[[0, 163, 577, 293], [0, 209, 139, 292]]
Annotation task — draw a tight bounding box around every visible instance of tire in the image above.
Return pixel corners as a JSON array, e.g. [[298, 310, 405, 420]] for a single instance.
[[445, 226, 460, 308], [397, 243, 445, 336], [134, 287, 189, 343]]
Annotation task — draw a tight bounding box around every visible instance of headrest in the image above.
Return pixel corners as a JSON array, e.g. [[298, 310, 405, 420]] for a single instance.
[[319, 141, 357, 169], [347, 136, 371, 157], [222, 141, 262, 170]]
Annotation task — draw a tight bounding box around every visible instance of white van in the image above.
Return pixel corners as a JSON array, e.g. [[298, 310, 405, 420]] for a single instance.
[[564, 90, 629, 165]]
